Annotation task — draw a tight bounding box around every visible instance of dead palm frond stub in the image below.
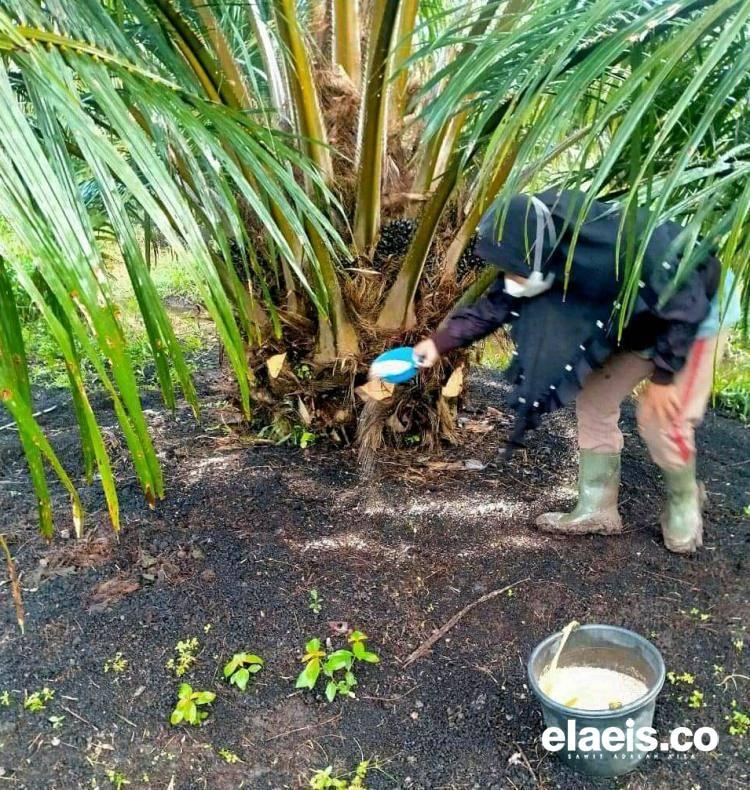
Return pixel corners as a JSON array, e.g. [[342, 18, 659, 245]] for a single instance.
[[0, 0, 747, 536]]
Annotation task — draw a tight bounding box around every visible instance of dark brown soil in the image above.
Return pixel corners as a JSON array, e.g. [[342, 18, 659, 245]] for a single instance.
[[0, 365, 748, 790]]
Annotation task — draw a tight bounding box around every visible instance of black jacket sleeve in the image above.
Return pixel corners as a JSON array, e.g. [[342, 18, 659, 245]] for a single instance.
[[648, 258, 720, 385], [431, 277, 516, 354]]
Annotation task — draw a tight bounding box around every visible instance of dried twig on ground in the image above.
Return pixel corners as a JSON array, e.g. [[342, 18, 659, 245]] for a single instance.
[[402, 577, 530, 666], [0, 533, 25, 633]]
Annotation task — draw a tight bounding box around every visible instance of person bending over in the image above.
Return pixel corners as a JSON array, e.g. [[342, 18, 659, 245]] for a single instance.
[[414, 190, 741, 554]]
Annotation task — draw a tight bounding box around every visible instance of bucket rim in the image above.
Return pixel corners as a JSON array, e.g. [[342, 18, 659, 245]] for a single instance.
[[527, 624, 666, 718]]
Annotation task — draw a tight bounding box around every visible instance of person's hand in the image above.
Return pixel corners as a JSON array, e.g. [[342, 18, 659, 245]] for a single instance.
[[639, 382, 682, 428], [413, 338, 440, 368]]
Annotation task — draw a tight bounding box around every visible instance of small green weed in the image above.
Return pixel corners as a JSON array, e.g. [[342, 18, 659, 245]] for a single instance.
[[104, 653, 128, 674], [309, 760, 370, 789], [727, 701, 749, 737], [217, 748, 241, 764], [296, 631, 380, 702], [24, 687, 54, 712], [733, 638, 744, 652], [292, 425, 317, 449], [666, 671, 695, 686], [48, 714, 66, 729], [309, 588, 323, 614], [169, 683, 215, 726], [166, 638, 200, 677], [223, 652, 264, 691], [105, 769, 130, 789], [0, 691, 11, 706], [687, 689, 704, 708]]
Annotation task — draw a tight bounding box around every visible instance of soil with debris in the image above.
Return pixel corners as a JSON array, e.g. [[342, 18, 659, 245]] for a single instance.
[[0, 364, 748, 790]]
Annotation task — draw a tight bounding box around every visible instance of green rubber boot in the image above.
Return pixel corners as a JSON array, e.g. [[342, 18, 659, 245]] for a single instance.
[[660, 462, 705, 554], [536, 450, 623, 535]]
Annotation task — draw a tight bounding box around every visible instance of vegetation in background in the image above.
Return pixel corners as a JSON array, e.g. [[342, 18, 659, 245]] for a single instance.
[[714, 336, 750, 421], [0, 1, 748, 538]]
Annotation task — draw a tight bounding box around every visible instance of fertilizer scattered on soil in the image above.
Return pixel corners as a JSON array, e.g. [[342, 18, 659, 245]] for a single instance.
[[540, 666, 649, 710]]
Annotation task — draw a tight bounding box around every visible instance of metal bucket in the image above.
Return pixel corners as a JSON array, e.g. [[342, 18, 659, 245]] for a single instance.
[[527, 624, 665, 777]]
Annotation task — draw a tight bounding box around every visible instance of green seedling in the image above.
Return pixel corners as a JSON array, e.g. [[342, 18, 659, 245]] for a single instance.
[[166, 638, 199, 677], [105, 769, 130, 789], [24, 687, 54, 712], [48, 714, 65, 729], [104, 652, 128, 674], [666, 671, 695, 686], [217, 748, 241, 764], [733, 638, 744, 652], [686, 607, 711, 622], [687, 689, 704, 708], [0, 691, 11, 706], [170, 683, 215, 726], [296, 631, 380, 702], [713, 664, 724, 677], [309, 588, 323, 614], [727, 701, 749, 736], [296, 638, 326, 691], [223, 652, 264, 691]]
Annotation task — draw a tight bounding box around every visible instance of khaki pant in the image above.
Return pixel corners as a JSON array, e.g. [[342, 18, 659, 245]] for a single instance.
[[576, 333, 728, 470]]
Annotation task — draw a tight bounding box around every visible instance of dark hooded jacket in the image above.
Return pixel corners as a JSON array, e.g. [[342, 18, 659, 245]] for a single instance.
[[432, 190, 721, 443]]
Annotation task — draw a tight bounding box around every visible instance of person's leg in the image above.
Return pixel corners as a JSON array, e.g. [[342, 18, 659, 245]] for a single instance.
[[637, 332, 729, 553], [577, 351, 655, 453], [537, 351, 653, 534]]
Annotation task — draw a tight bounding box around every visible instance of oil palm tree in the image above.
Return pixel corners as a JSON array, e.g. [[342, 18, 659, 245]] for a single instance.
[[0, 0, 747, 537]]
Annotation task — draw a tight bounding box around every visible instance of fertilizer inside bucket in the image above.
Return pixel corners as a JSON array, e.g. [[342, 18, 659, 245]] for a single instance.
[[539, 665, 648, 710]]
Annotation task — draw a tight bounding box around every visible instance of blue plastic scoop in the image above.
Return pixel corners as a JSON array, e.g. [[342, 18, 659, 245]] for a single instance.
[[369, 346, 420, 384]]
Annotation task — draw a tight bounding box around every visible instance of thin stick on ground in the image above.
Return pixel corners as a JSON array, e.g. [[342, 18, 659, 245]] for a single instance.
[[0, 533, 24, 634], [402, 577, 530, 666]]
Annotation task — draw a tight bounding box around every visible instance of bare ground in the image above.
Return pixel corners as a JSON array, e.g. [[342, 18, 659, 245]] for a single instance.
[[0, 365, 748, 789]]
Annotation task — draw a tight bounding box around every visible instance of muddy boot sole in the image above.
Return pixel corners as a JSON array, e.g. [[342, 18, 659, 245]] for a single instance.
[[535, 508, 624, 536]]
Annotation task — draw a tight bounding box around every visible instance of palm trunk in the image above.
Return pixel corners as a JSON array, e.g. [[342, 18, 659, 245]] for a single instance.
[[441, 143, 518, 281], [189, 0, 253, 108], [389, 0, 419, 127], [272, 0, 334, 183], [308, 223, 359, 361], [352, 0, 401, 254], [379, 0, 529, 328], [247, 0, 291, 125], [332, 0, 361, 89], [376, 157, 461, 331], [442, 125, 592, 280]]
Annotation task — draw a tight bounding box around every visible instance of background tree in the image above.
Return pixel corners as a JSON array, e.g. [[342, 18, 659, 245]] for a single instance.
[[0, 0, 747, 536]]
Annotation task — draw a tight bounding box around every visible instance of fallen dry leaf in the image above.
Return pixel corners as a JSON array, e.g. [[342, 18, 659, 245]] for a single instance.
[[355, 378, 394, 402], [88, 577, 140, 612], [298, 397, 312, 426], [441, 367, 464, 398], [266, 352, 287, 379]]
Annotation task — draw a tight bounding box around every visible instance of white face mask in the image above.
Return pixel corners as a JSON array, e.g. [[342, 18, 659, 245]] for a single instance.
[[504, 270, 555, 299]]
